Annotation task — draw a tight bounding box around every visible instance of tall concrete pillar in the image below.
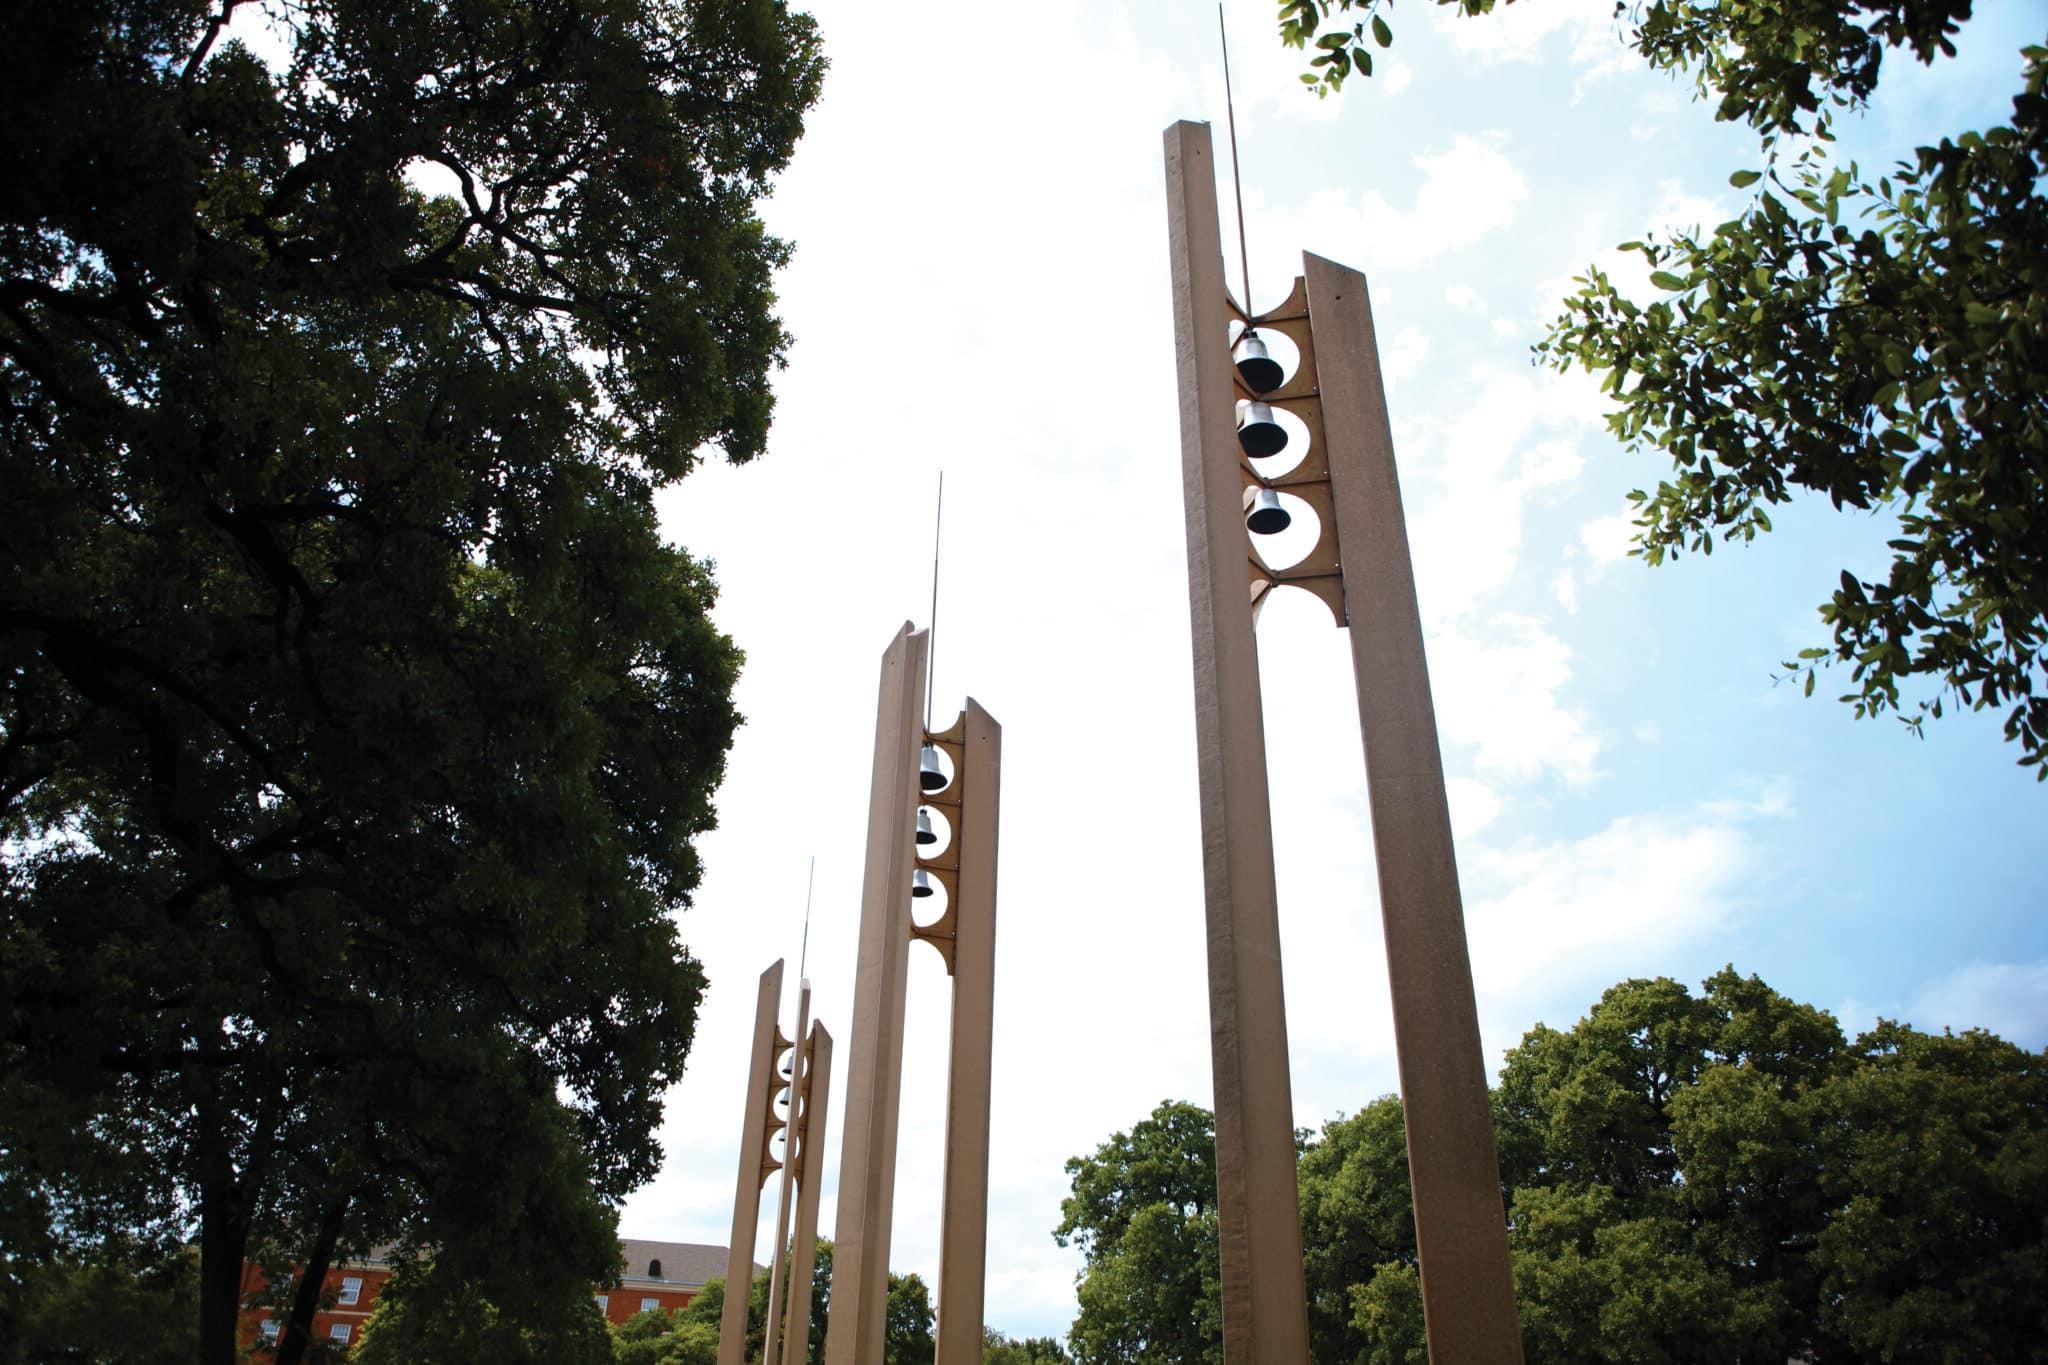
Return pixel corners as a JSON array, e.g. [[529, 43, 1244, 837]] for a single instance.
[[1163, 118, 1311, 1365], [1306, 253, 1524, 1365], [1162, 118, 1523, 1365], [823, 625, 928, 1365], [778, 1020, 834, 1365], [719, 961, 790, 1365], [761, 980, 812, 1365], [910, 701, 1002, 1365], [823, 625, 1004, 1365]]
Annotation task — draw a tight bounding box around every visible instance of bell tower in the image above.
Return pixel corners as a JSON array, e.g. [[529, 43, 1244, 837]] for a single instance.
[[1163, 118, 1524, 1365]]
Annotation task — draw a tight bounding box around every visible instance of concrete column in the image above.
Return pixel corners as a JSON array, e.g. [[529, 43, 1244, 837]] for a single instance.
[[719, 961, 787, 1365], [824, 624, 928, 1365], [779, 1022, 834, 1365], [929, 700, 1001, 1365], [1162, 118, 1311, 1365], [1305, 252, 1524, 1365], [761, 981, 812, 1365]]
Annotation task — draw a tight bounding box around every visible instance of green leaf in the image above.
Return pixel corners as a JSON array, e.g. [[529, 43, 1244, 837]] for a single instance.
[[1729, 169, 1763, 188], [1650, 271, 1688, 291], [1371, 14, 1392, 47]]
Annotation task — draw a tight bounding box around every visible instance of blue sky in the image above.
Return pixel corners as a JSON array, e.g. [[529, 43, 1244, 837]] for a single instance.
[[614, 0, 2048, 1341]]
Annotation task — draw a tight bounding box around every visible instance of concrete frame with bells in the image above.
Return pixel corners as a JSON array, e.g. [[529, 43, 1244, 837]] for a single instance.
[[1164, 118, 1524, 1365], [825, 624, 1003, 1365], [718, 961, 835, 1365]]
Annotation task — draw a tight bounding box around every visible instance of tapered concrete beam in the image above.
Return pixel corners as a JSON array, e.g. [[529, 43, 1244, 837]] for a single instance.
[[928, 699, 1001, 1365], [1305, 253, 1524, 1365], [1163, 118, 1311, 1365], [719, 960, 787, 1365], [779, 1021, 833, 1365], [761, 981, 812, 1365], [824, 625, 928, 1365]]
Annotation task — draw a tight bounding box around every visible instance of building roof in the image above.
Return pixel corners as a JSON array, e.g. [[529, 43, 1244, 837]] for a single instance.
[[616, 1239, 737, 1288]]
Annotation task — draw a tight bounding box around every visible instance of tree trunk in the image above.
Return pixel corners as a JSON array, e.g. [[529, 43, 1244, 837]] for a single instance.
[[275, 1194, 351, 1365], [198, 1171, 254, 1365]]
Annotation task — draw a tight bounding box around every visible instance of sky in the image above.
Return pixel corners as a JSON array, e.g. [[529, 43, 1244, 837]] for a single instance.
[[612, 0, 2048, 1343]]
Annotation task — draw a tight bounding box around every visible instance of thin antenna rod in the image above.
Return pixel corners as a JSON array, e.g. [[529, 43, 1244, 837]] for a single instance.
[[924, 471, 944, 735], [1219, 4, 1255, 322], [797, 855, 815, 981]]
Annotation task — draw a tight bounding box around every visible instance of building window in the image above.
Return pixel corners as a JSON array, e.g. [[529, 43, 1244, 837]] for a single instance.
[[594, 1295, 609, 1315], [338, 1276, 363, 1306], [260, 1320, 280, 1342], [648, 1258, 662, 1278], [641, 1297, 660, 1313], [328, 1323, 351, 1344]]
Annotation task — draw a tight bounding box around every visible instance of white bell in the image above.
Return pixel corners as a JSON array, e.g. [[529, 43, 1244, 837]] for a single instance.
[[1235, 331, 1284, 393], [1247, 488, 1291, 535], [919, 743, 948, 793], [1237, 400, 1288, 459]]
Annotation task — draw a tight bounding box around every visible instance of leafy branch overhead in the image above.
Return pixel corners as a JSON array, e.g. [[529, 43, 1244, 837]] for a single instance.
[[1278, 1, 2048, 774], [1277, 0, 1407, 91]]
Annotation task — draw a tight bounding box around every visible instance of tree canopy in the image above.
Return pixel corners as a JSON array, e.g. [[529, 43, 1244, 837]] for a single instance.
[[1054, 1099, 1222, 1364], [1278, 1, 2048, 773], [0, 1, 824, 1361], [981, 1328, 1073, 1365], [1058, 969, 2048, 1363], [352, 1252, 617, 1365], [599, 1241, 934, 1365], [0, 1250, 200, 1365]]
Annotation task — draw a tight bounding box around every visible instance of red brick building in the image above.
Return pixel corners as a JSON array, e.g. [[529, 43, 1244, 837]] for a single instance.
[[597, 1239, 729, 1326], [237, 1255, 395, 1355], [239, 1237, 732, 1351]]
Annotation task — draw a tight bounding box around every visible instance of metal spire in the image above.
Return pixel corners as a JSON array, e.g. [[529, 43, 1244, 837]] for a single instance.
[[1219, 4, 1255, 320], [924, 472, 944, 734], [797, 855, 815, 982]]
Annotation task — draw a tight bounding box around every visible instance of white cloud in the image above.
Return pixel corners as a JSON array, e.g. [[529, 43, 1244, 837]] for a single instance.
[[1406, 367, 1600, 620], [1700, 774, 1796, 820], [1907, 961, 2048, 1049], [1361, 134, 1528, 270], [1431, 0, 1637, 93], [1448, 777, 1505, 838], [1380, 324, 1431, 383], [1431, 614, 1601, 784], [1647, 179, 1732, 238], [1466, 811, 1749, 1001], [1578, 513, 1637, 567], [1553, 566, 1579, 613], [1262, 135, 1530, 280], [1445, 284, 1487, 314], [1533, 179, 1732, 323]]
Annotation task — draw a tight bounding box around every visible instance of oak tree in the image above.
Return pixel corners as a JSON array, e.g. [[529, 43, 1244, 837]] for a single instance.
[[0, 2, 823, 1361], [1054, 1100, 1223, 1365], [1059, 969, 2048, 1362]]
